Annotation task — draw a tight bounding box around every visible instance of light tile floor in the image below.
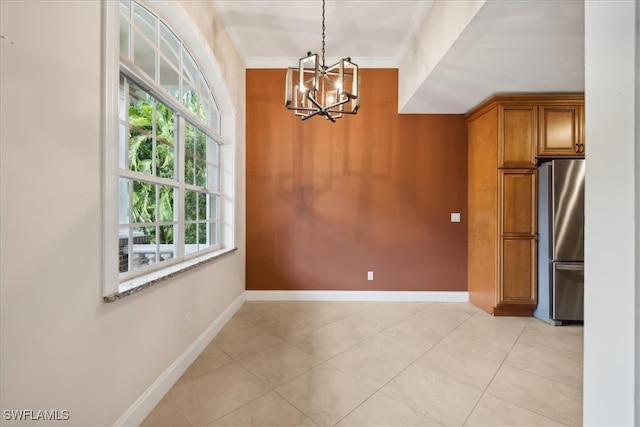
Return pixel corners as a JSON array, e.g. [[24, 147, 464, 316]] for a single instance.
[[141, 301, 583, 427]]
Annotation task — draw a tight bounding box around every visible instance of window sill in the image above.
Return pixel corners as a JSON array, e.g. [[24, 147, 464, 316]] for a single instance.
[[104, 247, 238, 303]]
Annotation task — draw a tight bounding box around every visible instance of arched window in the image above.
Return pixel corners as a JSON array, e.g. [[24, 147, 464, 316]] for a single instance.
[[103, 0, 235, 300]]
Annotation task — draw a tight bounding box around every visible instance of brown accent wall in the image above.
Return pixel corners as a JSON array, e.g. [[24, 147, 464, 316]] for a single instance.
[[246, 68, 468, 291]]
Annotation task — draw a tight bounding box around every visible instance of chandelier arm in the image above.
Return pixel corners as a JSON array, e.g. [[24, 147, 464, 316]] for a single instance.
[[301, 110, 323, 121], [306, 95, 325, 111]]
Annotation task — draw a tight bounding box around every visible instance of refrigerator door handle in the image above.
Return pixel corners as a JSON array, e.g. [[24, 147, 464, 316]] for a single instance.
[[555, 263, 584, 272]]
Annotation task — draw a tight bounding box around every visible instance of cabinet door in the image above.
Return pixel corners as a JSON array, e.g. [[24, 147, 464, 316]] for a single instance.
[[538, 105, 583, 157], [498, 169, 537, 312], [499, 237, 537, 308], [499, 169, 536, 237], [498, 105, 537, 167]]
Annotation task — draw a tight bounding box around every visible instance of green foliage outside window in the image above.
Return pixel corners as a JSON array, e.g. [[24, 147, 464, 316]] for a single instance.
[[127, 91, 209, 245]]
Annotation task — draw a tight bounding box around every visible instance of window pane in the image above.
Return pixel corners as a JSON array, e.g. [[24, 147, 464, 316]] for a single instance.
[[133, 28, 157, 80], [120, 0, 131, 18], [199, 97, 210, 124], [120, 18, 130, 58], [208, 93, 220, 132], [209, 91, 219, 115], [132, 180, 156, 223], [184, 123, 195, 185], [183, 80, 197, 113], [156, 138, 175, 180], [185, 158, 195, 185], [195, 130, 206, 160], [198, 223, 209, 246], [158, 224, 174, 244], [118, 76, 128, 168], [155, 101, 174, 142], [196, 132, 207, 187], [119, 226, 129, 273], [195, 160, 207, 187], [119, 178, 130, 224], [127, 85, 153, 175], [119, 75, 127, 121], [184, 122, 195, 156], [159, 57, 180, 101], [185, 223, 197, 254], [134, 3, 156, 44], [182, 49, 197, 87], [154, 102, 175, 180], [197, 192, 207, 220], [128, 130, 152, 175], [185, 190, 196, 221], [160, 23, 180, 66], [212, 221, 220, 246], [157, 185, 175, 222], [198, 71, 209, 122], [159, 225, 176, 261], [132, 226, 155, 271], [128, 84, 153, 123], [198, 71, 209, 96], [209, 143, 220, 190], [118, 124, 128, 169], [211, 194, 220, 220]]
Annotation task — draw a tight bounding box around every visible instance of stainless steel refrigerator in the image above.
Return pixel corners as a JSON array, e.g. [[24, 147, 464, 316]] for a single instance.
[[534, 159, 585, 324]]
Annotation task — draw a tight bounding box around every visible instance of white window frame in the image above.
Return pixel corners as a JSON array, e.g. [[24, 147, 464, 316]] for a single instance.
[[102, 0, 236, 301]]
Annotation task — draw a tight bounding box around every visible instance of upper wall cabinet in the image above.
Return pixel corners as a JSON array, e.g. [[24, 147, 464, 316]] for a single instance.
[[499, 105, 537, 167], [538, 103, 585, 158], [489, 95, 585, 168]]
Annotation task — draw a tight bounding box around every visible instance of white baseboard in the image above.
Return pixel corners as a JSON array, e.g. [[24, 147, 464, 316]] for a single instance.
[[245, 290, 469, 302], [114, 292, 246, 427]]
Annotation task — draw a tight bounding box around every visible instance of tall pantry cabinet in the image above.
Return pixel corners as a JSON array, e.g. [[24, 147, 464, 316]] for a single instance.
[[466, 94, 585, 316]]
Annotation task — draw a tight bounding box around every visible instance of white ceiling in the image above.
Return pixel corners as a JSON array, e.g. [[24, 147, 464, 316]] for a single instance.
[[211, 0, 585, 114]]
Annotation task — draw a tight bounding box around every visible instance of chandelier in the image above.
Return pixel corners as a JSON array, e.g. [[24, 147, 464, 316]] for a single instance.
[[285, 0, 360, 122]]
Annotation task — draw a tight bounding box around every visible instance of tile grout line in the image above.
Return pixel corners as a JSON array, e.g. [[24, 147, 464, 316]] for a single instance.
[[221, 301, 393, 427], [146, 302, 583, 426], [481, 363, 582, 426], [459, 319, 529, 426], [461, 319, 583, 426], [335, 309, 478, 425], [267, 303, 438, 426], [318, 306, 443, 425]]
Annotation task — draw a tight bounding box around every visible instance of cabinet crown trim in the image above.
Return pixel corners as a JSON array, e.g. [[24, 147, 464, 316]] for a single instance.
[[466, 93, 585, 122]]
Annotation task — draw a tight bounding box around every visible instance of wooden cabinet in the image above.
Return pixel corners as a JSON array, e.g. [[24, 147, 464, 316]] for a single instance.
[[499, 105, 537, 167], [497, 169, 537, 315], [466, 94, 584, 316], [538, 104, 585, 157]]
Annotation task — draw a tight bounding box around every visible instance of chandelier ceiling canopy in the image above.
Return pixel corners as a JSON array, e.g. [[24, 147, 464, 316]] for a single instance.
[[285, 0, 360, 122]]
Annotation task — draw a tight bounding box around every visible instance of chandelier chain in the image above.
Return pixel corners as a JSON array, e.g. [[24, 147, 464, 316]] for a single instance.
[[321, 0, 326, 68]]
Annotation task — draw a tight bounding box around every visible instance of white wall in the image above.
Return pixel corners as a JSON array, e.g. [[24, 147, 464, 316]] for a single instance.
[[584, 1, 639, 425], [0, 1, 246, 425]]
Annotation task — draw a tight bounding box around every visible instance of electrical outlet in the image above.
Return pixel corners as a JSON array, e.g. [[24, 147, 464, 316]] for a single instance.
[[367, 271, 374, 281], [451, 212, 461, 222], [184, 313, 191, 332]]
